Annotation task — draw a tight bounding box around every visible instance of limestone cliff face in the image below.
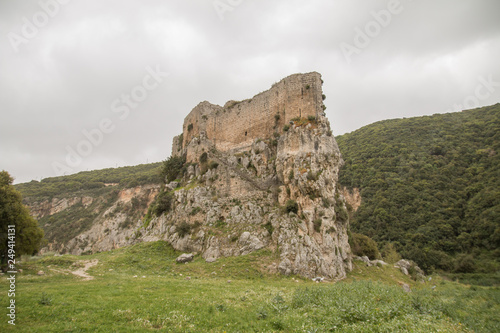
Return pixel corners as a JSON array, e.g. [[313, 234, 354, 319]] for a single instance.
[[32, 184, 160, 255]]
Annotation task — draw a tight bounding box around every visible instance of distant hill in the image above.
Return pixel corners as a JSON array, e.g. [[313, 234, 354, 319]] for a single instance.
[[336, 103, 500, 274], [16, 162, 162, 200]]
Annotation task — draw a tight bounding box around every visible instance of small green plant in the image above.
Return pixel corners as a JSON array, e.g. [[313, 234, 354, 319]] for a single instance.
[[256, 308, 267, 320], [187, 123, 193, 131], [313, 219, 322, 232], [208, 161, 219, 170], [283, 125, 290, 132], [274, 114, 280, 121], [288, 170, 294, 180], [307, 115, 316, 121], [322, 94, 326, 101], [39, 292, 52, 306], [264, 221, 274, 235], [214, 220, 226, 228], [285, 200, 299, 214], [305, 84, 310, 90], [321, 105, 326, 111], [189, 207, 202, 216]]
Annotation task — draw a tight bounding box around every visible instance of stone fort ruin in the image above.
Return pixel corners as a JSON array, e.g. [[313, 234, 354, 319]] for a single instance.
[[172, 72, 324, 161]]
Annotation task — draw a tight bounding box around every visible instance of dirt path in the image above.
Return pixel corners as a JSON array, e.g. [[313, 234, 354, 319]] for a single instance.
[[71, 259, 99, 281]]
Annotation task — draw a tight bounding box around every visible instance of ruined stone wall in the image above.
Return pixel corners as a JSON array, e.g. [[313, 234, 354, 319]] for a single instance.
[[174, 72, 324, 161]]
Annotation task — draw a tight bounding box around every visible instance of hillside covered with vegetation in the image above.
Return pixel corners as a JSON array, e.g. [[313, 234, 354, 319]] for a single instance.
[[336, 104, 500, 277], [15, 162, 162, 201]]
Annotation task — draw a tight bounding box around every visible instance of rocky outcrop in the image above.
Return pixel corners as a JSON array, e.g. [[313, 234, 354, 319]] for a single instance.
[[27, 72, 353, 281], [28, 196, 94, 219], [33, 184, 160, 255], [140, 107, 352, 280]]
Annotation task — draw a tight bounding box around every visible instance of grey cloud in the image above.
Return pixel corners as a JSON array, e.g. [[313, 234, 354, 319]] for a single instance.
[[1, 0, 499, 184]]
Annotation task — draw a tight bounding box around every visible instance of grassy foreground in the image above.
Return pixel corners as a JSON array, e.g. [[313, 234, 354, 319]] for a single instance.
[[1, 241, 498, 332]]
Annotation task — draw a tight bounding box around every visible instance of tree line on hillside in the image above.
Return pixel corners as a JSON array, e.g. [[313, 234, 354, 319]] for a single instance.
[[336, 104, 500, 275], [15, 163, 162, 200]]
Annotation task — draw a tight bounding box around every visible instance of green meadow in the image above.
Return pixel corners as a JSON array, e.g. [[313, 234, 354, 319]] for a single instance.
[[1, 241, 498, 332]]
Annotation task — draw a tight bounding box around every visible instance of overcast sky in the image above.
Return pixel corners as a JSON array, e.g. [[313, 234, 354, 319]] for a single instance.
[[1, 0, 499, 184]]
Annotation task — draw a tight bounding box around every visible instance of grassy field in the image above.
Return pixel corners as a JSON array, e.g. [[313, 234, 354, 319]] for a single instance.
[[1, 241, 498, 332]]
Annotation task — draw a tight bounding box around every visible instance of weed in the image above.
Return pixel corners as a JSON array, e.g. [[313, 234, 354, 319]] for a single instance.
[[38, 292, 52, 306]]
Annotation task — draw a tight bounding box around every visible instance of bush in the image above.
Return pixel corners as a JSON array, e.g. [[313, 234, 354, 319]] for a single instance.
[[307, 115, 316, 121], [199, 152, 208, 163], [153, 191, 173, 216], [350, 233, 380, 260], [160, 155, 186, 183], [208, 161, 219, 170], [176, 221, 191, 238], [264, 222, 274, 235], [335, 201, 349, 222], [454, 254, 476, 273], [187, 123, 193, 131], [283, 125, 290, 132], [313, 219, 322, 232], [285, 200, 299, 214], [381, 243, 401, 264]]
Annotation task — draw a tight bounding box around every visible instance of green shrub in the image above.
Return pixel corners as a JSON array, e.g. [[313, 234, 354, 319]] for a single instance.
[[283, 125, 290, 132], [199, 152, 208, 163], [153, 191, 173, 216], [38, 292, 52, 306], [335, 200, 349, 221], [208, 161, 219, 170], [189, 207, 202, 216], [307, 115, 316, 121], [187, 123, 193, 131], [313, 219, 322, 232], [274, 114, 280, 121], [350, 232, 380, 260], [160, 155, 186, 183], [264, 222, 274, 235], [285, 200, 299, 214], [322, 94, 326, 101], [381, 243, 401, 264], [176, 221, 191, 237], [454, 254, 476, 273]]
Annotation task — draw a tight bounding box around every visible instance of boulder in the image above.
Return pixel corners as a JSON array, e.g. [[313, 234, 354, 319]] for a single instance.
[[176, 253, 194, 263]]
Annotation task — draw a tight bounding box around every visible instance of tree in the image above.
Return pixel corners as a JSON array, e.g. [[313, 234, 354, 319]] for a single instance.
[[160, 155, 186, 184], [1, 171, 44, 269]]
